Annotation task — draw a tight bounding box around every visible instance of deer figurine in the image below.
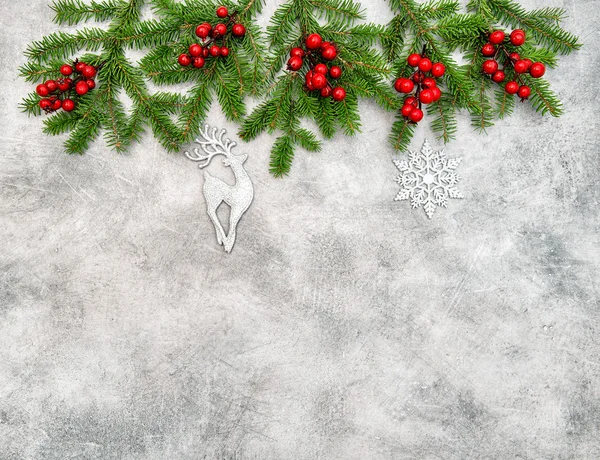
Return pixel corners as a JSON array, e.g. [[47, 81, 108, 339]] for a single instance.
[[185, 125, 254, 253]]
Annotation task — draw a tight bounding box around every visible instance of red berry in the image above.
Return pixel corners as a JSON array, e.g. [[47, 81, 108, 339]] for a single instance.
[[36, 84, 50, 97], [505, 81, 519, 94], [418, 58, 432, 72], [329, 65, 342, 79], [232, 23, 246, 37], [52, 98, 62, 111], [60, 64, 73, 76], [412, 72, 423, 83], [311, 73, 327, 90], [422, 77, 436, 89], [202, 47, 210, 57], [287, 56, 303, 71], [517, 85, 531, 99], [189, 44, 202, 57], [407, 53, 421, 67], [510, 29, 526, 46], [404, 96, 417, 106], [75, 81, 89, 95], [419, 89, 434, 104], [522, 59, 533, 70], [313, 63, 327, 75], [481, 43, 496, 57], [75, 62, 86, 73], [220, 46, 230, 57], [489, 30, 505, 44], [320, 86, 332, 98], [39, 99, 52, 110], [409, 108, 424, 122], [430, 87, 442, 102], [332, 87, 346, 101], [62, 99, 75, 112], [85, 79, 96, 89], [513, 59, 528, 74], [210, 45, 220, 57], [320, 41, 331, 49], [178, 54, 191, 66], [45, 80, 58, 92], [491, 70, 505, 83], [401, 104, 414, 117], [509, 52, 520, 61], [216, 6, 228, 18], [57, 79, 70, 92], [82, 65, 96, 78], [321, 45, 337, 61], [196, 25, 209, 38], [193, 56, 205, 68], [290, 47, 305, 58], [529, 62, 546, 78], [431, 63, 445, 78], [395, 78, 414, 94], [214, 23, 227, 36], [482, 59, 499, 74], [305, 33, 322, 50], [305, 70, 315, 90]]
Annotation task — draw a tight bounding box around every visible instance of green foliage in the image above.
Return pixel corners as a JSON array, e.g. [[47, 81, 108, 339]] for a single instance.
[[240, 0, 395, 176]]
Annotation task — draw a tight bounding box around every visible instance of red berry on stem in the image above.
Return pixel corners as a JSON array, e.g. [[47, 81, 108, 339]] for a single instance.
[[39, 99, 52, 110], [482, 59, 499, 74], [52, 98, 62, 111], [481, 43, 496, 57], [196, 25, 210, 38], [409, 108, 424, 122], [329, 65, 342, 79], [305, 33, 322, 50], [419, 89, 434, 104], [513, 60, 528, 74], [395, 78, 414, 94], [36, 84, 50, 97], [203, 47, 210, 57], [431, 62, 445, 78], [216, 6, 228, 18], [287, 56, 303, 71], [210, 45, 220, 57], [489, 30, 505, 44], [45, 80, 58, 92], [491, 70, 505, 83], [189, 44, 202, 57], [510, 29, 526, 46], [404, 96, 417, 106], [62, 99, 75, 112], [220, 47, 230, 57], [214, 23, 227, 36], [178, 54, 191, 66], [529, 62, 546, 78], [407, 54, 421, 67], [401, 104, 414, 117], [509, 52, 520, 61], [60, 64, 73, 76], [232, 24, 246, 37], [430, 87, 442, 102], [86, 79, 96, 89], [412, 72, 423, 83], [311, 73, 327, 90], [314, 64, 328, 75], [418, 58, 432, 72], [75, 81, 89, 95], [82, 65, 97, 78], [522, 59, 533, 71], [422, 77, 436, 89], [518, 85, 531, 99], [193, 56, 205, 68], [305, 70, 315, 90], [332, 87, 346, 101], [290, 47, 305, 58], [75, 62, 86, 73], [321, 45, 337, 61], [57, 79, 70, 92], [320, 86, 332, 98], [505, 81, 519, 94]]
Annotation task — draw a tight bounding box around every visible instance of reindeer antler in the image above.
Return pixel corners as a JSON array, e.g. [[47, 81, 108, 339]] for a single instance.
[[184, 124, 238, 168]]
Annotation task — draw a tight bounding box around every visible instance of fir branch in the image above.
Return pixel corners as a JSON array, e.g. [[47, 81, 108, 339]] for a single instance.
[[25, 28, 108, 63], [389, 115, 416, 152], [51, 0, 123, 26], [419, 0, 460, 19]]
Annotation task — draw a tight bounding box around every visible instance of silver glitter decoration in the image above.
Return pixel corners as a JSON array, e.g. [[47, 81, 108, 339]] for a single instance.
[[393, 139, 464, 219], [185, 125, 254, 253]]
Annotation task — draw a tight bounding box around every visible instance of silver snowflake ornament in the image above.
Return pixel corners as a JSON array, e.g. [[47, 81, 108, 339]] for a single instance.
[[393, 139, 463, 219]]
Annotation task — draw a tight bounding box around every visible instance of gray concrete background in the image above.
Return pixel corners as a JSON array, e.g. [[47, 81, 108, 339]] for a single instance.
[[1, 0, 599, 458]]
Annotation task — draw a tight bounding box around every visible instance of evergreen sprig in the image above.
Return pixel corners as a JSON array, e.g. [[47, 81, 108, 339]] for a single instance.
[[239, 0, 396, 176]]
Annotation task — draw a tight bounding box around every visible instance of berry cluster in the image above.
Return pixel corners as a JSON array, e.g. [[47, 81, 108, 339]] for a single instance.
[[481, 29, 546, 100], [393, 52, 446, 123], [286, 33, 346, 101], [35, 61, 99, 113], [177, 6, 246, 69]]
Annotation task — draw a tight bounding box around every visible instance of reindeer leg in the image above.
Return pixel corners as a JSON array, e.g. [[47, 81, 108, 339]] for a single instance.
[[223, 206, 245, 253], [205, 200, 226, 245]]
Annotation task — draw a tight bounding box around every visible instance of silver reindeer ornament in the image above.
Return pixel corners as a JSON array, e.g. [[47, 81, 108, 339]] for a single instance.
[[185, 125, 254, 253]]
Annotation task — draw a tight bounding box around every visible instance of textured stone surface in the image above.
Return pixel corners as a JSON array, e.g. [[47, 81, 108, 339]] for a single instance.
[[1, 0, 599, 459]]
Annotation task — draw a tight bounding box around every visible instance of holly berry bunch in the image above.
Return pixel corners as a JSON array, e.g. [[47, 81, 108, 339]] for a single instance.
[[34, 60, 99, 113], [481, 29, 546, 101], [393, 51, 446, 123], [177, 6, 246, 69], [286, 33, 347, 101]]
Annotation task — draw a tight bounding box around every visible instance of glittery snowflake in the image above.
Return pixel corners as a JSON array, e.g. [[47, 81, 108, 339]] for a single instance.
[[393, 139, 463, 219]]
